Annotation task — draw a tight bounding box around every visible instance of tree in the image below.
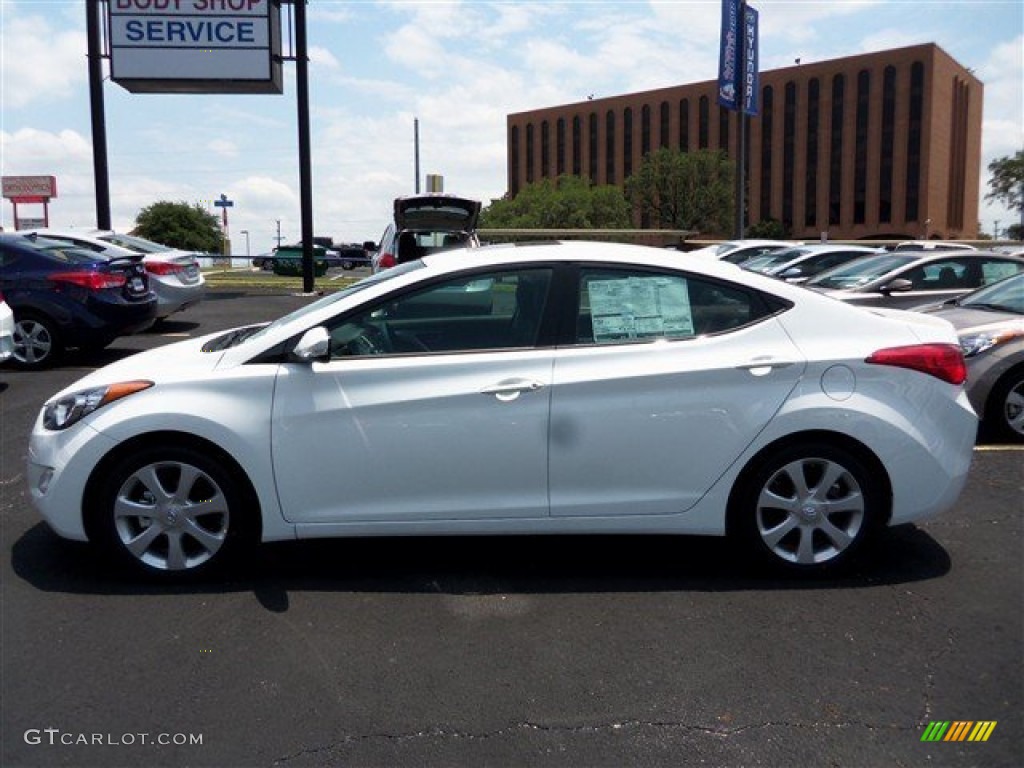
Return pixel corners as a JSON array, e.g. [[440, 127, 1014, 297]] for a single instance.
[[134, 201, 222, 252], [986, 150, 1024, 233], [624, 148, 734, 235], [480, 176, 631, 231], [746, 217, 788, 239]]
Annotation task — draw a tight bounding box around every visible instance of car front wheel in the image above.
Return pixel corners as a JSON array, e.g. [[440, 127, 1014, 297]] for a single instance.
[[984, 365, 1024, 443], [730, 442, 884, 573], [90, 445, 254, 579]]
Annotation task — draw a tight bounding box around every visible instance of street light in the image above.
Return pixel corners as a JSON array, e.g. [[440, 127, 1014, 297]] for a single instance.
[[239, 229, 250, 258]]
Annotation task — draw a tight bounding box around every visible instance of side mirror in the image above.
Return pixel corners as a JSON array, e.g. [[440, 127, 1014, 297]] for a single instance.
[[881, 278, 913, 294], [362, 241, 378, 252], [292, 327, 330, 362], [779, 266, 804, 279]]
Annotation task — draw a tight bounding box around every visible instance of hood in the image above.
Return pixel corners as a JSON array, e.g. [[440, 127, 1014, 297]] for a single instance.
[[917, 304, 1021, 332], [394, 195, 481, 232], [47, 333, 227, 400]]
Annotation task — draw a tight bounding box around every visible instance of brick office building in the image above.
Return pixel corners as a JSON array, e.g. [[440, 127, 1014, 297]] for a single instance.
[[506, 43, 983, 240]]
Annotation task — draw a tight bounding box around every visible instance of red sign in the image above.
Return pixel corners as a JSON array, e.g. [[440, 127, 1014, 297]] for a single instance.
[[2, 176, 58, 200]]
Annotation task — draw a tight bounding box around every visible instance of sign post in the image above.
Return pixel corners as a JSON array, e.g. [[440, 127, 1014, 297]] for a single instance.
[[718, 0, 759, 239], [1, 176, 58, 230], [214, 193, 234, 261]]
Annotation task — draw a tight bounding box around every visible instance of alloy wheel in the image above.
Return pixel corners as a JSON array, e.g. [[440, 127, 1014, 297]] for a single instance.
[[112, 460, 230, 572], [754, 456, 866, 566]]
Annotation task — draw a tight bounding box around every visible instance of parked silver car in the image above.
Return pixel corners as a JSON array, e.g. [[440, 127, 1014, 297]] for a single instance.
[[805, 250, 1024, 310], [917, 272, 1024, 442]]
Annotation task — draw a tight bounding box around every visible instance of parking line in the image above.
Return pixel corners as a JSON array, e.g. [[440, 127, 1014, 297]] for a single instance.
[[974, 444, 1024, 452]]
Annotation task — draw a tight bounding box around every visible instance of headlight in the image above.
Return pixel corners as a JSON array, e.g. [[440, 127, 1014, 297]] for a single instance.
[[43, 380, 153, 431], [958, 329, 1024, 359]]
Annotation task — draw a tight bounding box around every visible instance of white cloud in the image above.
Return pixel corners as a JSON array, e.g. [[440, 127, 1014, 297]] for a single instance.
[[0, 8, 86, 109]]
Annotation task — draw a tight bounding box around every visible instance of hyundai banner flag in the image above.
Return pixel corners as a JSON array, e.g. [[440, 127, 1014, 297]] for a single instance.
[[742, 4, 759, 115], [718, 0, 759, 115], [717, 0, 740, 110]]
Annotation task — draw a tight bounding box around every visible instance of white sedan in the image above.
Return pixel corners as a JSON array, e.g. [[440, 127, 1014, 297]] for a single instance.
[[27, 242, 977, 579]]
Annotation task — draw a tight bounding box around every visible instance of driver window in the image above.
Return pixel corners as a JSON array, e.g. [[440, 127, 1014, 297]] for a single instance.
[[328, 268, 553, 359]]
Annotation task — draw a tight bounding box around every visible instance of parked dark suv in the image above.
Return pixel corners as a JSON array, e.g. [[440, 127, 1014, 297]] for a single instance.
[[0, 234, 157, 368]]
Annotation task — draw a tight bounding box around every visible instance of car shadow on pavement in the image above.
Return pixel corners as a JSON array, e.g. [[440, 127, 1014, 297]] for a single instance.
[[11, 522, 951, 612]]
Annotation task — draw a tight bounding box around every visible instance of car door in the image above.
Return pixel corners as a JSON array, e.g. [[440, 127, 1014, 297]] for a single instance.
[[549, 266, 804, 518], [271, 267, 556, 524]]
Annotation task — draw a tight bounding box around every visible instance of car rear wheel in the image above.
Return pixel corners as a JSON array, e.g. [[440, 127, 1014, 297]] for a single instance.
[[12, 312, 61, 369], [984, 366, 1024, 443], [730, 442, 883, 573], [90, 445, 254, 579]]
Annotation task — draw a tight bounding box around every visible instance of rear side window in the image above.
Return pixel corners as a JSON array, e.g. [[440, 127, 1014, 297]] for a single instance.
[[575, 268, 782, 344]]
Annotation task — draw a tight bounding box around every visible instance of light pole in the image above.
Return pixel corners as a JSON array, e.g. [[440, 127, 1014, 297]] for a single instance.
[[240, 229, 250, 258]]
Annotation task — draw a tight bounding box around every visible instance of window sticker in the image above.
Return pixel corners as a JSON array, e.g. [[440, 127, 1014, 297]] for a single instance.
[[588, 276, 694, 342]]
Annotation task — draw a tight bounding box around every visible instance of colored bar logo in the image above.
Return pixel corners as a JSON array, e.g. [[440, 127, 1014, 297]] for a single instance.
[[921, 721, 997, 742]]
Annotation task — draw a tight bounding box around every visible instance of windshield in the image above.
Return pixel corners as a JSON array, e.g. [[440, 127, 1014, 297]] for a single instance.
[[959, 272, 1024, 314], [807, 253, 917, 289], [101, 233, 173, 254], [241, 260, 426, 346], [748, 247, 808, 270]]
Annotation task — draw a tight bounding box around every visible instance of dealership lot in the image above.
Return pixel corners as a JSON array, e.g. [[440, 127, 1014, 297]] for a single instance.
[[1, 287, 1021, 767]]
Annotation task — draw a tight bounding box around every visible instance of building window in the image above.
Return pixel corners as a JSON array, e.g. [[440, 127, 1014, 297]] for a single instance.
[[509, 125, 520, 196], [680, 99, 689, 151], [760, 86, 774, 221], [854, 70, 870, 224], [829, 74, 845, 226], [589, 112, 599, 183], [660, 101, 670, 148], [606, 110, 616, 184], [699, 96, 709, 149], [805, 78, 820, 228], [572, 115, 582, 176], [556, 118, 566, 176], [879, 66, 896, 223], [783, 81, 796, 231], [641, 104, 652, 156], [526, 123, 535, 184], [719, 105, 730, 152], [906, 61, 924, 222], [540, 120, 550, 178], [624, 108, 633, 179]]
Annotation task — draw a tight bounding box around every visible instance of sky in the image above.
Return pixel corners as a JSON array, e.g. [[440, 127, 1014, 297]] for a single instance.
[[1, 0, 1022, 255]]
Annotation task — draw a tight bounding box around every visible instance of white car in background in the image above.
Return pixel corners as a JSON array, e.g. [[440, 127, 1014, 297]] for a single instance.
[[0, 292, 14, 362], [684, 239, 798, 264], [27, 241, 976, 581], [21, 228, 205, 320]]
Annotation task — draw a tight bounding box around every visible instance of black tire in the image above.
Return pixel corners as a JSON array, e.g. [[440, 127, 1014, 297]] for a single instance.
[[87, 444, 256, 580], [341, 260, 354, 271], [11, 311, 62, 369], [983, 366, 1024, 443], [729, 441, 885, 574]]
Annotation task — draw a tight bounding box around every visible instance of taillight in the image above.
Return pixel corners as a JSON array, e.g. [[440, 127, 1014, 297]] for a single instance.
[[146, 261, 186, 276], [47, 271, 127, 290], [866, 343, 967, 385], [378, 253, 396, 269]]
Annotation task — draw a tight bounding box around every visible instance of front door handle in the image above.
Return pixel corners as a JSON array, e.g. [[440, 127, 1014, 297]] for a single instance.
[[481, 378, 546, 401]]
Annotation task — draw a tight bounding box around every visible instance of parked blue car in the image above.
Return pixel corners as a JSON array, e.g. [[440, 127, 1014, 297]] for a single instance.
[[0, 233, 157, 369]]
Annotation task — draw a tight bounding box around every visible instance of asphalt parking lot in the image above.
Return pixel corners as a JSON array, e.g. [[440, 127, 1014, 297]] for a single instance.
[[1, 284, 1021, 768]]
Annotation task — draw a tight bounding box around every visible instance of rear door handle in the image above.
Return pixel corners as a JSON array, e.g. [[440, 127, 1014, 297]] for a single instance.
[[736, 357, 797, 376], [481, 378, 546, 401]]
